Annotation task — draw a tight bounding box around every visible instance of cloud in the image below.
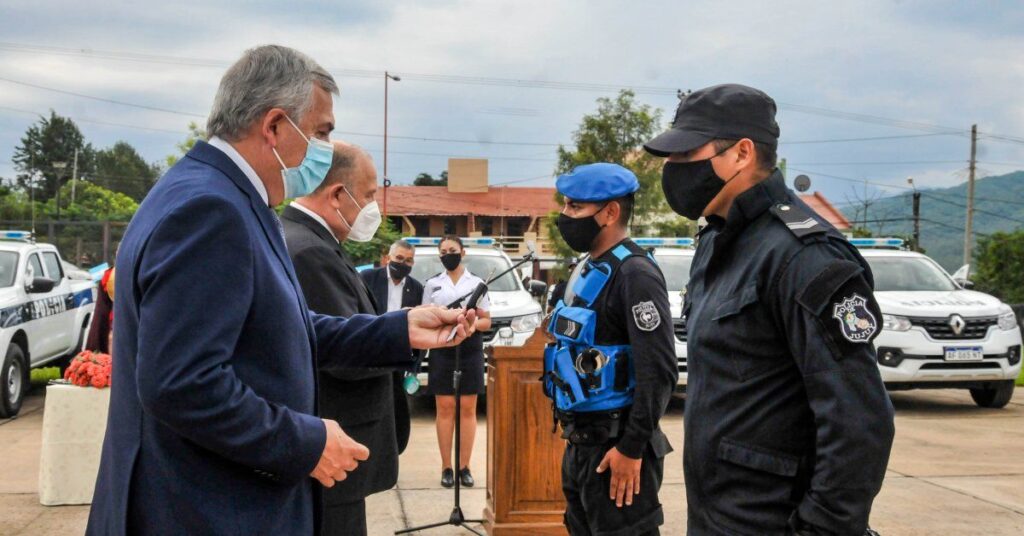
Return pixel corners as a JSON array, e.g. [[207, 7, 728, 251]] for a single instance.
[[0, 0, 1021, 199]]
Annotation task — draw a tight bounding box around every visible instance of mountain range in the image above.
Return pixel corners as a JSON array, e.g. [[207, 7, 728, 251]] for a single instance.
[[838, 170, 1024, 271]]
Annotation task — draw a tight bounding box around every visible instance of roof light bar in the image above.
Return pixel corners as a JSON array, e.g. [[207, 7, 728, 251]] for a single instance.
[[633, 237, 695, 248], [403, 237, 496, 247], [848, 238, 905, 248], [0, 230, 33, 241]]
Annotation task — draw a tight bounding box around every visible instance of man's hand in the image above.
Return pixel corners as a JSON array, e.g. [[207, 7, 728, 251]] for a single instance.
[[596, 447, 642, 507], [310, 419, 370, 488], [407, 305, 477, 349]]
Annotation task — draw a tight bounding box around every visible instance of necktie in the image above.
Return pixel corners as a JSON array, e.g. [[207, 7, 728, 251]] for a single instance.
[[271, 211, 286, 242]]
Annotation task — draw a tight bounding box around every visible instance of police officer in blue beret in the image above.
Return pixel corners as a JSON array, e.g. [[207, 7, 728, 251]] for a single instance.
[[645, 84, 894, 535], [544, 163, 678, 535]]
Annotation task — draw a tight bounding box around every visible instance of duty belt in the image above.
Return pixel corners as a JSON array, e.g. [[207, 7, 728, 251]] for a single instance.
[[555, 408, 629, 446]]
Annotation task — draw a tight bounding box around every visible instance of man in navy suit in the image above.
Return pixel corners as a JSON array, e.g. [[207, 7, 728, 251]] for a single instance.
[[87, 45, 474, 536]]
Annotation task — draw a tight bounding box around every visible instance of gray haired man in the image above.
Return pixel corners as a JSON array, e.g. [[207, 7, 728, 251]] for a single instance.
[[86, 45, 475, 536]]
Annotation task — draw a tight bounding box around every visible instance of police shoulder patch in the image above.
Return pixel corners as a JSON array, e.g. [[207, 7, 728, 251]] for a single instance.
[[632, 301, 661, 331], [831, 293, 877, 343]]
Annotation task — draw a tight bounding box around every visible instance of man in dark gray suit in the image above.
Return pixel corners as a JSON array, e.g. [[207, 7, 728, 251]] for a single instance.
[[361, 240, 425, 315], [282, 142, 406, 535]]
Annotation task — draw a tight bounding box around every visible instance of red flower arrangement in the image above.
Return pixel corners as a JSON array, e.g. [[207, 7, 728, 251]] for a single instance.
[[64, 350, 112, 388]]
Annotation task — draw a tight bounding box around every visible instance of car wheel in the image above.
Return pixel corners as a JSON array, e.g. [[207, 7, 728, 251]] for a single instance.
[[969, 380, 1015, 409], [0, 344, 28, 418]]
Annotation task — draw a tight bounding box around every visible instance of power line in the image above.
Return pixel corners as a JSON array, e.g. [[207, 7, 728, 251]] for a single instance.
[[920, 192, 1024, 226], [0, 105, 187, 135], [780, 133, 957, 144], [789, 159, 966, 166], [3, 72, 1020, 153], [5, 41, 1022, 138], [0, 76, 206, 118]]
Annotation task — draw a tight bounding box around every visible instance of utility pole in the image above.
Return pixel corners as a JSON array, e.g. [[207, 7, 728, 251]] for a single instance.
[[70, 148, 79, 205], [963, 124, 977, 266], [908, 177, 920, 252], [52, 161, 68, 225], [383, 71, 401, 220]]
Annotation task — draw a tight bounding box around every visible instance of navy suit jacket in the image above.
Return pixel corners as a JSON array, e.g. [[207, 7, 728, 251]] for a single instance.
[[87, 141, 414, 536]]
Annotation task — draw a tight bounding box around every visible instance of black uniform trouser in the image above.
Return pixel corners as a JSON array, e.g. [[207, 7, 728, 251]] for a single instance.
[[562, 439, 665, 536], [321, 498, 367, 536]]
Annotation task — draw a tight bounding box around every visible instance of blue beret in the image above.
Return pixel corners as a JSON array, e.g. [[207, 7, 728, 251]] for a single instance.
[[555, 163, 639, 202]]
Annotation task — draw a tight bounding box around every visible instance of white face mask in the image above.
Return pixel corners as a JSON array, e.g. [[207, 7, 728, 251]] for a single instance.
[[336, 186, 381, 242]]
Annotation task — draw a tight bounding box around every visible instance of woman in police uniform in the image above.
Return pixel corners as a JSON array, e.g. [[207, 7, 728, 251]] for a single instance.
[[422, 235, 492, 488]]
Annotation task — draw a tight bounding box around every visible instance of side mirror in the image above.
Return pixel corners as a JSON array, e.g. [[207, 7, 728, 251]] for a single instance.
[[955, 278, 975, 290], [528, 280, 548, 298], [27, 277, 56, 293]]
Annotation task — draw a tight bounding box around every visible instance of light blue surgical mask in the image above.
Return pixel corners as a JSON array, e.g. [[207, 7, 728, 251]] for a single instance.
[[272, 115, 333, 199]]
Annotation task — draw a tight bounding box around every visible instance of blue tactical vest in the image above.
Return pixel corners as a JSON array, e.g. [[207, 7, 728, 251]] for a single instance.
[[543, 241, 652, 414]]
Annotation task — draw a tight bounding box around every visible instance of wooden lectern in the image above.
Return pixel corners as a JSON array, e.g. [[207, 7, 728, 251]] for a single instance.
[[483, 330, 568, 535]]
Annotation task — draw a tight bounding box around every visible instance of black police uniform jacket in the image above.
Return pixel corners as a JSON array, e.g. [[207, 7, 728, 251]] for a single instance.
[[281, 206, 408, 506], [683, 171, 895, 535]]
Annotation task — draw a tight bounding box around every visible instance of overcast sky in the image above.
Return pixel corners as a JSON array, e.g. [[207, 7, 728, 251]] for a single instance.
[[1, 0, 1022, 207]]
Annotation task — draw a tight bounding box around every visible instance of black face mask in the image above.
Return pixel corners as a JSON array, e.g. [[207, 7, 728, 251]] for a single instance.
[[661, 144, 738, 219], [388, 261, 412, 281], [440, 253, 462, 271], [556, 204, 607, 253]]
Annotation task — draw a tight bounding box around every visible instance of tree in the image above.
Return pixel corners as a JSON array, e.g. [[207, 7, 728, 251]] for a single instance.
[[93, 141, 161, 202], [165, 122, 206, 169], [548, 90, 668, 261], [413, 171, 448, 186], [11, 111, 94, 199], [973, 230, 1024, 303], [42, 181, 138, 221]]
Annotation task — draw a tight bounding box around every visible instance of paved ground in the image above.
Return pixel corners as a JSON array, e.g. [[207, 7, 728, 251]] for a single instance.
[[1, 387, 1022, 535]]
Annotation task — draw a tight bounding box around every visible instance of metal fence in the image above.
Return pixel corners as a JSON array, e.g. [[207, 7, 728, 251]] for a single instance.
[[0, 220, 127, 268]]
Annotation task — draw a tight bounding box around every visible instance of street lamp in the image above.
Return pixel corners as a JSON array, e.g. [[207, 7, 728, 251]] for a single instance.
[[383, 71, 401, 220], [52, 161, 67, 224]]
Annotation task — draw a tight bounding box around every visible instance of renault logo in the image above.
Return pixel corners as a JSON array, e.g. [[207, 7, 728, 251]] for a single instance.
[[948, 314, 966, 336]]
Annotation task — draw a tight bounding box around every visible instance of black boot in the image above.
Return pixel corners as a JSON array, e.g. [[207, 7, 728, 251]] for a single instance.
[[459, 467, 474, 487], [440, 468, 455, 488]]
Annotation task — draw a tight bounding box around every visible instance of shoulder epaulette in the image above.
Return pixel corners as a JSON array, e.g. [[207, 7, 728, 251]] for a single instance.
[[769, 203, 827, 239]]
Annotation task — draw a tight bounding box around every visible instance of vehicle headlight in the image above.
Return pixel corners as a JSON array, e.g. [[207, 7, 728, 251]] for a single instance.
[[510, 313, 542, 332], [882, 314, 912, 331], [998, 311, 1019, 331]]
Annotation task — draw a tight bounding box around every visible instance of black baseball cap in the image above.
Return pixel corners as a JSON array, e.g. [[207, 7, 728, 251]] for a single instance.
[[643, 83, 780, 157]]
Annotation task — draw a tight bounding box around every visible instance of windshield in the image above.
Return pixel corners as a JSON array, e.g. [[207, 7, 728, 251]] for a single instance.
[[0, 252, 16, 287], [866, 256, 959, 292], [653, 253, 693, 292], [410, 252, 521, 292]]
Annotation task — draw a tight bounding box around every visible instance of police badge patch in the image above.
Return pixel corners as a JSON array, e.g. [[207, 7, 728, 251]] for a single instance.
[[831, 293, 877, 343], [632, 301, 661, 331]]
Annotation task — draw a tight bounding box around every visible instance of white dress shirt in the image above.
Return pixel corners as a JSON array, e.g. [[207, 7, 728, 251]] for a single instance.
[[289, 201, 339, 243], [422, 268, 491, 312], [207, 136, 269, 206], [386, 271, 406, 312]]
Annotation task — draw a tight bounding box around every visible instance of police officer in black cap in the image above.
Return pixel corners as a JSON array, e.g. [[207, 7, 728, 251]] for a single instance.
[[644, 85, 895, 535], [544, 163, 678, 535]]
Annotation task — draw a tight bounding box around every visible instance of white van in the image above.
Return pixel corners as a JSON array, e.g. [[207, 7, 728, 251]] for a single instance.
[[405, 237, 547, 389]]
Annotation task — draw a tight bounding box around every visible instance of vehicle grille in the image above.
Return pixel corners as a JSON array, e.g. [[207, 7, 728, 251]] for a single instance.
[[907, 316, 997, 340], [919, 362, 1001, 370], [480, 318, 512, 343], [673, 318, 688, 342]]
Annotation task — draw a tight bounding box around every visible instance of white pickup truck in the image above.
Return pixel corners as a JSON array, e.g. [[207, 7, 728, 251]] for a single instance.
[[0, 232, 96, 418]]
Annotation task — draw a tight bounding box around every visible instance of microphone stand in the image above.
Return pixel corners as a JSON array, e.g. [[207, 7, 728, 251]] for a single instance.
[[397, 282, 490, 536]]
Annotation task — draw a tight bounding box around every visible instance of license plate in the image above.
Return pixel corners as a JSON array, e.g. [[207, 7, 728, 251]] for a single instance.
[[943, 346, 984, 361]]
